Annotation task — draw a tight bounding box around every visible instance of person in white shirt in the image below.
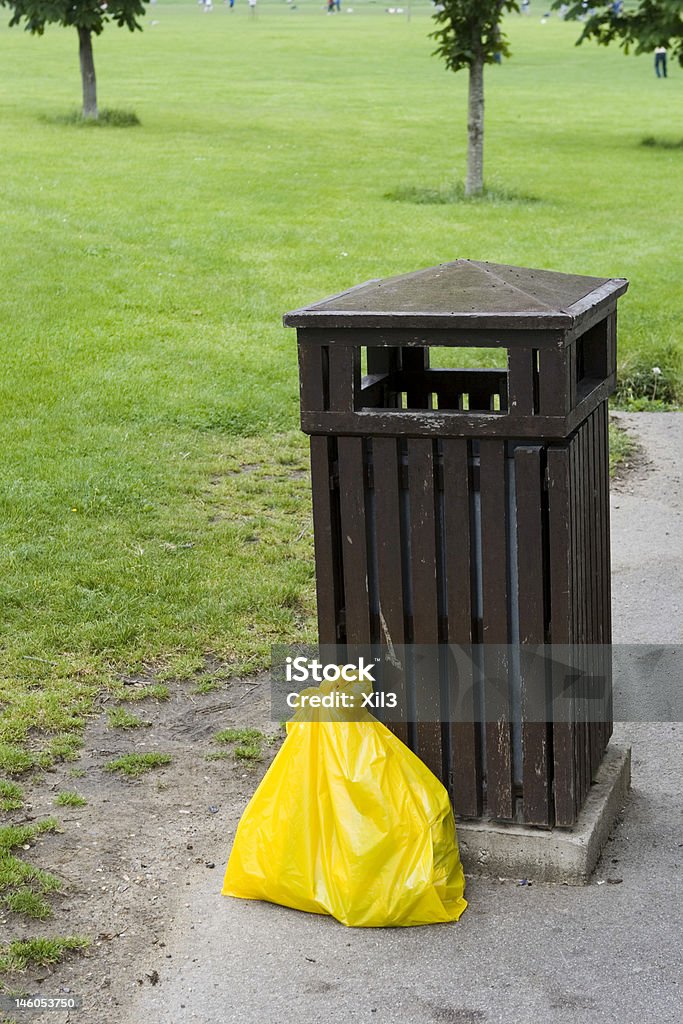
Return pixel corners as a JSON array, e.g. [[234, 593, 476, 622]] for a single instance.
[[655, 47, 668, 79]]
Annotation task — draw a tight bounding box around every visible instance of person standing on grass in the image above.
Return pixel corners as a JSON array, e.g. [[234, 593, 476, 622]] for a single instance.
[[248, 0, 257, 15], [655, 47, 668, 79]]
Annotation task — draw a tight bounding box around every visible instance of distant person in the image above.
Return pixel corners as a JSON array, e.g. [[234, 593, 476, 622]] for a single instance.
[[521, 0, 530, 13], [248, 0, 257, 14], [655, 47, 667, 79], [335, 0, 341, 9], [327, 0, 335, 11]]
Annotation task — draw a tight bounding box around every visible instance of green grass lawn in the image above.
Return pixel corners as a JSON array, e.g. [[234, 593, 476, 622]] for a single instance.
[[0, 3, 681, 771]]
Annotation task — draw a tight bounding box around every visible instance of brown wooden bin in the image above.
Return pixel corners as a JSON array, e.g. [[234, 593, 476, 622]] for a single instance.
[[284, 260, 628, 828]]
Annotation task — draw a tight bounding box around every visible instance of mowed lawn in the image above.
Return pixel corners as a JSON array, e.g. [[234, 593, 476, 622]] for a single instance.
[[0, 4, 681, 769]]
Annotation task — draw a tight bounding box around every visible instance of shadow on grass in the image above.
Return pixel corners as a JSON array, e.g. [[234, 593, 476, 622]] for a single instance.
[[385, 181, 541, 206], [40, 109, 141, 128], [640, 135, 683, 150]]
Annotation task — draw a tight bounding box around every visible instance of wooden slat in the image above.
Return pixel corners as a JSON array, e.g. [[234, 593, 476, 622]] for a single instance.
[[479, 440, 513, 820], [585, 413, 596, 777], [588, 410, 601, 778], [579, 422, 590, 804], [443, 438, 483, 817], [573, 421, 589, 806], [568, 339, 577, 412], [292, 325, 570, 346], [327, 344, 359, 412], [508, 349, 535, 417], [337, 437, 372, 645], [515, 446, 552, 825], [594, 406, 605, 757], [367, 347, 401, 409], [401, 347, 430, 409], [298, 343, 327, 412], [582, 420, 594, 795], [301, 408, 572, 439], [598, 404, 611, 744], [373, 436, 409, 745], [538, 346, 570, 417], [605, 311, 617, 379], [309, 436, 342, 646], [407, 437, 443, 780], [547, 444, 577, 825], [601, 400, 614, 743]]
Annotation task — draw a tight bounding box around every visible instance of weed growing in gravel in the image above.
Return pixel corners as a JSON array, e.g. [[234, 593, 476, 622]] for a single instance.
[[213, 728, 267, 762], [0, 782, 23, 812], [54, 792, 87, 808], [3, 890, 53, 921], [0, 936, 89, 972], [107, 707, 149, 729], [104, 753, 172, 778], [0, 820, 62, 929]]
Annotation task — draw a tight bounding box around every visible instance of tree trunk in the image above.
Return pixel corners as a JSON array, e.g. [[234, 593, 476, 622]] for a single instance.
[[466, 55, 484, 196], [78, 27, 98, 120]]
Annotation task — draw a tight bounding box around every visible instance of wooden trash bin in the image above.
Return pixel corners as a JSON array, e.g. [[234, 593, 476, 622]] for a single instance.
[[284, 260, 628, 827]]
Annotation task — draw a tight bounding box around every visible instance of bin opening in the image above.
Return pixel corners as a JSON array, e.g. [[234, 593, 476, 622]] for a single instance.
[[359, 346, 509, 414]]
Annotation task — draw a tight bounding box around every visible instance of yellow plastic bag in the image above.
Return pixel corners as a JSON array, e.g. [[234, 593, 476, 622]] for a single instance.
[[222, 677, 467, 927]]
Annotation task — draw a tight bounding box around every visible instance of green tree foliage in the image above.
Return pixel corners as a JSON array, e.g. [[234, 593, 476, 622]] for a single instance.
[[1, 0, 149, 119], [431, 2, 520, 195], [552, 1, 683, 65]]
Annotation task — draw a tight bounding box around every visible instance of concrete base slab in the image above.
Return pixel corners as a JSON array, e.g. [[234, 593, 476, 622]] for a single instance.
[[456, 744, 631, 884]]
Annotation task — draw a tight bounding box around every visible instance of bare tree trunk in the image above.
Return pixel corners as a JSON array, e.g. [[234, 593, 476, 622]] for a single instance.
[[466, 54, 484, 196], [78, 26, 98, 120]]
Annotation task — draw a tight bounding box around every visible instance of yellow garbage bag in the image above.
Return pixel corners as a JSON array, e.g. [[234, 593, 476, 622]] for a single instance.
[[222, 676, 467, 927]]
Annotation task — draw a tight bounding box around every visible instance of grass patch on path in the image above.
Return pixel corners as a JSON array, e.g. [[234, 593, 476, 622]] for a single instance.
[[0, 936, 89, 973], [104, 753, 172, 778]]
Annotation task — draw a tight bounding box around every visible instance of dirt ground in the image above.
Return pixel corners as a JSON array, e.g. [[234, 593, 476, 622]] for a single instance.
[[1, 674, 280, 1024]]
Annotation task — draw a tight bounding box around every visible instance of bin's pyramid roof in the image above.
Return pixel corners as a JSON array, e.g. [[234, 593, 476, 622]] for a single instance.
[[283, 259, 628, 331]]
